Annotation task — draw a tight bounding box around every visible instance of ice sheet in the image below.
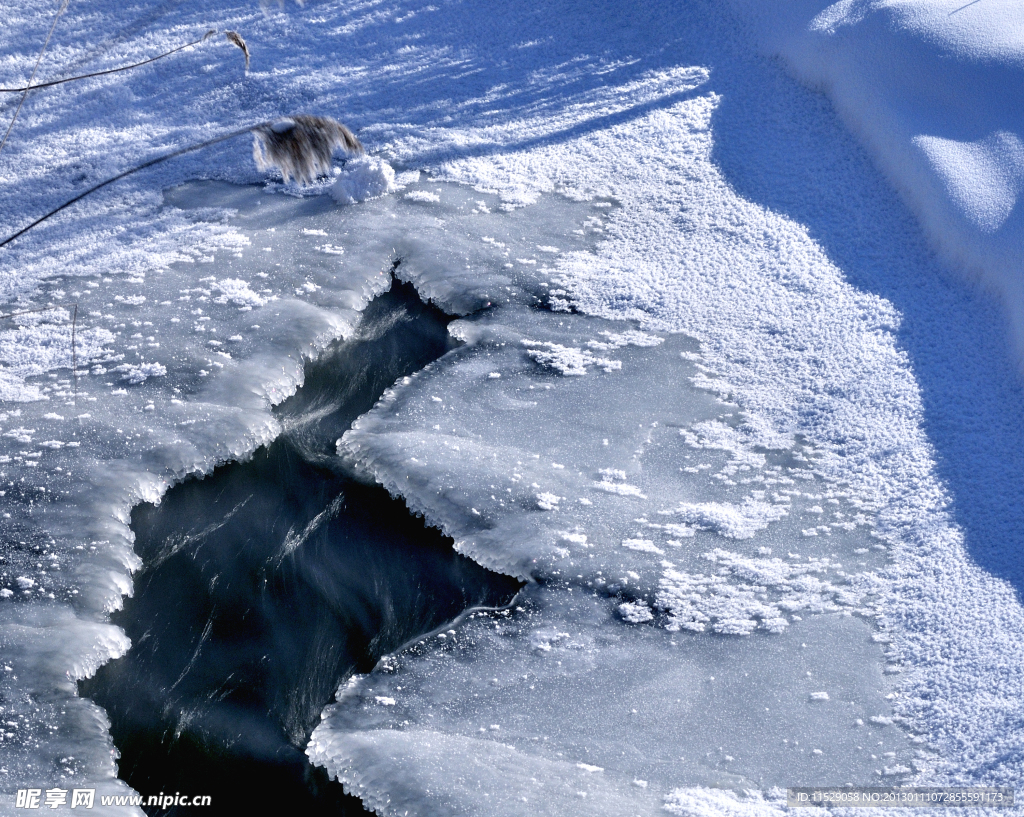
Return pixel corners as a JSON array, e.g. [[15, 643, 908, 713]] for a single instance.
[[310, 284, 916, 812], [311, 587, 913, 816], [0, 175, 608, 800]]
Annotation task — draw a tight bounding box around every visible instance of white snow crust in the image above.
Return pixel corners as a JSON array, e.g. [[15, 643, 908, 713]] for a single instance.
[[2, 0, 1024, 814], [729, 0, 1024, 369], [330, 156, 398, 205]]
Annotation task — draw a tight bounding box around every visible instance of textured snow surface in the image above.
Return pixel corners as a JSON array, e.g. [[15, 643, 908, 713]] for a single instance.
[[2, 0, 1024, 814], [730, 0, 1024, 368]]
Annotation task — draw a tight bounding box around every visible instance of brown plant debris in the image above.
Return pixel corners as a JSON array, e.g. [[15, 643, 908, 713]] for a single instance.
[[251, 115, 364, 185], [225, 31, 251, 71]]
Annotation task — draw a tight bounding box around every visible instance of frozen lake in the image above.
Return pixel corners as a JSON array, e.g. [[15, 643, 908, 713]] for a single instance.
[[6, 175, 914, 813], [3, 0, 1024, 813]]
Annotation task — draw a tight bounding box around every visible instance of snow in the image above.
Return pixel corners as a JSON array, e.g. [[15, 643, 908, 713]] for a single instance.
[[661, 499, 785, 540], [2, 0, 1024, 813], [330, 156, 397, 205], [729, 0, 1024, 368], [212, 277, 267, 308], [617, 600, 654, 624], [522, 340, 622, 376], [403, 190, 441, 203], [114, 362, 166, 385], [664, 788, 786, 817]]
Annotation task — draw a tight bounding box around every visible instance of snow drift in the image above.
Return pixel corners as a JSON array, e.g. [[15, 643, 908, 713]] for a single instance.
[[730, 0, 1024, 370]]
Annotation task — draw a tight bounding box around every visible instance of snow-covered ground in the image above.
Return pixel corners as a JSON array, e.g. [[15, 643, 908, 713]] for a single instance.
[[731, 0, 1024, 366], [1, 0, 1023, 814]]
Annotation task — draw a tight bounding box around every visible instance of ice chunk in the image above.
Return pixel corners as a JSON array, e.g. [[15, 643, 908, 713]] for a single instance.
[[309, 589, 912, 812]]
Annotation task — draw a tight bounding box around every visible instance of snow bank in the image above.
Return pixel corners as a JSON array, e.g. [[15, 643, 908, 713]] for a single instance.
[[729, 0, 1024, 369]]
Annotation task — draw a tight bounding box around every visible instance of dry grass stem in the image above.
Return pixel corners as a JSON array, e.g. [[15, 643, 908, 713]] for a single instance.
[[2, 114, 363, 249], [0, 31, 220, 93], [0, 0, 71, 159], [252, 115, 363, 184], [225, 31, 250, 71]]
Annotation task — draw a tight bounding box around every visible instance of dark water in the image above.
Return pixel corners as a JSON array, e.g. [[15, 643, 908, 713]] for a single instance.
[[80, 279, 522, 815]]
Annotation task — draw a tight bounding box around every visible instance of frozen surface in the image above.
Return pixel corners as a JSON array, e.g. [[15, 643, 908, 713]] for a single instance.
[[312, 588, 909, 816], [337, 303, 890, 634], [78, 279, 520, 812], [0, 173, 609, 802], [310, 282, 918, 810], [2, 0, 1024, 813]]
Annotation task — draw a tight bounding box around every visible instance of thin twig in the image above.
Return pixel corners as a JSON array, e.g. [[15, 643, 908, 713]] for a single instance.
[[0, 32, 217, 93], [0, 0, 71, 160], [0, 123, 260, 250]]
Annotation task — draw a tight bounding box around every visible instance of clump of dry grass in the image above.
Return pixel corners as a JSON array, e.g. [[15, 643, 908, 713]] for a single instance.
[[252, 115, 363, 185]]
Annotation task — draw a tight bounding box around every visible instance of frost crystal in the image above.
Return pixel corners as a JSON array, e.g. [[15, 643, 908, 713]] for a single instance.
[[522, 340, 621, 375], [115, 362, 167, 384], [618, 601, 654, 624]]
